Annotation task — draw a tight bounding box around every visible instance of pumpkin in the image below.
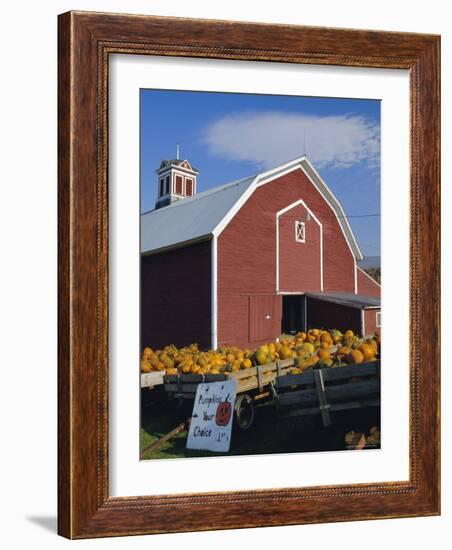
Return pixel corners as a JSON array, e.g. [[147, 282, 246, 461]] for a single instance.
[[317, 358, 334, 368], [255, 350, 270, 365], [320, 332, 333, 345], [318, 349, 331, 361], [358, 343, 376, 361], [278, 345, 292, 359], [140, 360, 152, 373], [346, 349, 364, 365], [215, 401, 232, 426], [336, 346, 351, 360], [301, 342, 315, 354], [140, 326, 381, 376]]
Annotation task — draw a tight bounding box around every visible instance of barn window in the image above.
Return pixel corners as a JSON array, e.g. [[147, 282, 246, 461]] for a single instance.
[[159, 178, 165, 196], [295, 220, 305, 243], [376, 311, 381, 328], [165, 175, 170, 195], [175, 175, 183, 195], [186, 178, 193, 197]]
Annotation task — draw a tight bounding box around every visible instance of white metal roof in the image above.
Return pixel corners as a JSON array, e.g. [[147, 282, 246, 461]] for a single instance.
[[141, 175, 255, 254], [141, 155, 364, 260]]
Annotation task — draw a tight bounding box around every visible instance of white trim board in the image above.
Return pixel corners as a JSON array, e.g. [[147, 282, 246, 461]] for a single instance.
[[354, 263, 358, 295], [376, 311, 382, 328], [142, 156, 364, 264], [211, 236, 218, 350], [357, 265, 382, 288], [213, 156, 363, 263], [275, 199, 323, 293]]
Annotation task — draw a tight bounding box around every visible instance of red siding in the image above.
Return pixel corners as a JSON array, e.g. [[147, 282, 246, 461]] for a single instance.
[[249, 295, 282, 343], [218, 168, 356, 347], [357, 267, 381, 298], [216, 294, 252, 349], [279, 203, 321, 292], [141, 241, 211, 350], [364, 308, 380, 337]]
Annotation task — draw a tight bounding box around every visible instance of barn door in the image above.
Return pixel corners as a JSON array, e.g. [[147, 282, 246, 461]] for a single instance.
[[282, 295, 307, 335], [249, 295, 282, 343]]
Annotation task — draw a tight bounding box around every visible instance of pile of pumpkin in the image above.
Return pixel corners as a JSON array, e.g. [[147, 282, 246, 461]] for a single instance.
[[140, 328, 380, 376], [285, 328, 379, 375], [140, 342, 254, 376]]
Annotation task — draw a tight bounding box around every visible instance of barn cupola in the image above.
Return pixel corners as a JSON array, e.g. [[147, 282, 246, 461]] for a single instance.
[[155, 146, 199, 209]]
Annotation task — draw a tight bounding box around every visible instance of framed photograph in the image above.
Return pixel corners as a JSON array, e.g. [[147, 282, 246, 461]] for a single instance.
[[58, 11, 440, 538]]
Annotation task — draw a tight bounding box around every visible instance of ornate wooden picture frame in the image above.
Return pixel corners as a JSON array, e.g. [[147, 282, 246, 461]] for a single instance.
[[58, 11, 440, 538]]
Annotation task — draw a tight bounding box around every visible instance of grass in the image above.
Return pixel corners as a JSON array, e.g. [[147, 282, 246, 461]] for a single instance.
[[140, 390, 380, 461], [140, 395, 210, 459]]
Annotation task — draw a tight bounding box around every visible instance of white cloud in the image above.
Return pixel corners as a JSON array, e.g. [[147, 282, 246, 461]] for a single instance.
[[201, 111, 380, 170]]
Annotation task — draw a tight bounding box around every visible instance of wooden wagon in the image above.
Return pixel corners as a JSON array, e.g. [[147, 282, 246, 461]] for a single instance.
[[142, 355, 380, 430], [272, 360, 380, 427], [162, 358, 296, 429], [140, 370, 166, 389]]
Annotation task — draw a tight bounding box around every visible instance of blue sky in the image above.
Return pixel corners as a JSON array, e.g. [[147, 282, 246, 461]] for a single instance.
[[140, 89, 380, 257]]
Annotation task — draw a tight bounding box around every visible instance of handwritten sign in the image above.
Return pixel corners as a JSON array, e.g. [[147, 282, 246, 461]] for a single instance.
[[186, 380, 237, 453]]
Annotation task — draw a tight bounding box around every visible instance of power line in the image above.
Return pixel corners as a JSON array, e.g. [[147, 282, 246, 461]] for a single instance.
[[343, 213, 380, 219], [283, 213, 380, 220]]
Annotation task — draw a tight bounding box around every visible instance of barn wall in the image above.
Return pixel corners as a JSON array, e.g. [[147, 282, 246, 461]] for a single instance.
[[306, 298, 362, 335], [364, 308, 380, 337], [216, 294, 251, 349], [217, 168, 356, 347], [357, 267, 381, 298], [278, 203, 321, 292], [141, 241, 211, 350], [249, 295, 283, 345]]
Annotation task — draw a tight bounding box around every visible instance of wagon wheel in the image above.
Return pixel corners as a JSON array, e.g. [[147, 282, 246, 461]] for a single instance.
[[234, 394, 255, 430]]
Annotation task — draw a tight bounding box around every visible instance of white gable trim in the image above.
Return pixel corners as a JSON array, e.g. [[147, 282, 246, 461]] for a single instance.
[[212, 166, 293, 238], [298, 163, 361, 293], [156, 160, 199, 176], [212, 156, 363, 263], [357, 265, 382, 288], [300, 158, 363, 261], [276, 199, 323, 293]]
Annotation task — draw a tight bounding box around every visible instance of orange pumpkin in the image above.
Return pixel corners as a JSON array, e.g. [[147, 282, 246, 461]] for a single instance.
[[140, 360, 152, 373], [346, 349, 364, 365], [318, 349, 331, 361], [216, 401, 232, 426], [358, 343, 376, 361]]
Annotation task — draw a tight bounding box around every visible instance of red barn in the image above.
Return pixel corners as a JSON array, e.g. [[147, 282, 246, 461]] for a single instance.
[[141, 155, 380, 350]]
